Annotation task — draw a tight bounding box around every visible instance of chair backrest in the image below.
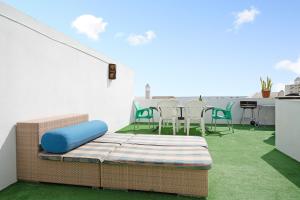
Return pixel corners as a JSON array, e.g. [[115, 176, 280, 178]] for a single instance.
[[133, 101, 142, 111], [184, 100, 205, 119], [226, 101, 234, 111], [157, 100, 179, 119], [225, 101, 234, 118]]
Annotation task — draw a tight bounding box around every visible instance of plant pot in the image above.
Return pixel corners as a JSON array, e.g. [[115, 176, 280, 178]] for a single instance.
[[262, 90, 271, 98]]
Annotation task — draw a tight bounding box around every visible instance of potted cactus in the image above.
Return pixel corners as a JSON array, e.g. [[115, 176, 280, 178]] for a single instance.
[[260, 77, 272, 98]]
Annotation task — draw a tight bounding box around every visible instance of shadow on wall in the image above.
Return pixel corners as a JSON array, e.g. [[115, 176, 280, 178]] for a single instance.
[[107, 79, 112, 88], [261, 149, 300, 188], [129, 102, 135, 124], [0, 125, 17, 190]]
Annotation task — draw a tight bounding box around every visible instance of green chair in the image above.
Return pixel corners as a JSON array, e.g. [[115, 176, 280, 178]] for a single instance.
[[133, 102, 154, 129], [211, 102, 234, 133]]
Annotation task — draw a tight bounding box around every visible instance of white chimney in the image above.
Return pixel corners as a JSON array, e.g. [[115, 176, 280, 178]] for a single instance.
[[145, 84, 151, 99]]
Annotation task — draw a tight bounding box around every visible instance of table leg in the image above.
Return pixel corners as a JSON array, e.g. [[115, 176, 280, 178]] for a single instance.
[[178, 107, 184, 120], [201, 118, 205, 136], [203, 107, 214, 134]]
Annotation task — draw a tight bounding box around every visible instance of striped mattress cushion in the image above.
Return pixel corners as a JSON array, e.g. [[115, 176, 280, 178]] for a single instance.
[[125, 134, 208, 147], [39, 142, 120, 163], [104, 144, 212, 169], [93, 133, 133, 144], [39, 151, 62, 161]]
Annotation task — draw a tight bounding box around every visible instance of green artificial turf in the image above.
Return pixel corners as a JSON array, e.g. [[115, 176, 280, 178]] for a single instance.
[[1, 124, 299, 200]]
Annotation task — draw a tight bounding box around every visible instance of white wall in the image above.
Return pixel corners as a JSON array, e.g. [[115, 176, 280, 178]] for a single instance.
[[0, 3, 134, 190], [275, 99, 300, 162], [134, 97, 275, 125]]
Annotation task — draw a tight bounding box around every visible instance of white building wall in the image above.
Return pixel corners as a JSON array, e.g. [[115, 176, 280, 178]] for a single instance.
[[0, 3, 134, 190]]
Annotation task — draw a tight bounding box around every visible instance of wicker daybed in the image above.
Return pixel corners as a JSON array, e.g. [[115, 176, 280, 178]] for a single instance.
[[16, 114, 212, 197]]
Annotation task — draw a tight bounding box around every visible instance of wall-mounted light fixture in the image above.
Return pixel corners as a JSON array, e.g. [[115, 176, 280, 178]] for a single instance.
[[108, 64, 116, 80]]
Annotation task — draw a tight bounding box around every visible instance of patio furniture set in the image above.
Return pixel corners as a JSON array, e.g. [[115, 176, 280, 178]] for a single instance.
[[134, 100, 235, 135], [16, 114, 212, 197]]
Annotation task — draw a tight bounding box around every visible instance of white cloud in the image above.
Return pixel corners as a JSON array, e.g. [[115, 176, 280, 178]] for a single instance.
[[275, 57, 300, 74], [127, 30, 156, 46], [231, 6, 260, 30], [273, 83, 286, 92], [71, 14, 108, 40]]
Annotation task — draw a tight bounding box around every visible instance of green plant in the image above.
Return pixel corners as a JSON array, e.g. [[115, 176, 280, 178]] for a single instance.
[[260, 77, 272, 91]]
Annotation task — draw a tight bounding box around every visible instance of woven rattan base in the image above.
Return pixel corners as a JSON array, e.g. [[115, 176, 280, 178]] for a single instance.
[[36, 160, 100, 187], [16, 114, 101, 187], [101, 163, 208, 197]]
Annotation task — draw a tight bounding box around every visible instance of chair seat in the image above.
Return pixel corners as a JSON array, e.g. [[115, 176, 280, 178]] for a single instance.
[[134, 103, 154, 120], [211, 102, 234, 133], [213, 115, 229, 120], [136, 115, 153, 119], [157, 100, 179, 135], [185, 117, 202, 120]]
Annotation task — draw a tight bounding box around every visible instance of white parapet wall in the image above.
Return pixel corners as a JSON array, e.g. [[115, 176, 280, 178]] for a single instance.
[[0, 3, 134, 190], [134, 96, 275, 125]]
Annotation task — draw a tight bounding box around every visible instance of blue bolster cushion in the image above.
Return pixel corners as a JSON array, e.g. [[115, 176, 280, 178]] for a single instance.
[[41, 120, 108, 153]]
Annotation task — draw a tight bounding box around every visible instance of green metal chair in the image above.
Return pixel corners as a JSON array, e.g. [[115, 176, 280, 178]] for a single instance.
[[133, 101, 154, 129], [211, 102, 234, 133]]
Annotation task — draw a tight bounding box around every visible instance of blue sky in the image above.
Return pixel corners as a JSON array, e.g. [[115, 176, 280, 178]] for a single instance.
[[3, 0, 300, 96]]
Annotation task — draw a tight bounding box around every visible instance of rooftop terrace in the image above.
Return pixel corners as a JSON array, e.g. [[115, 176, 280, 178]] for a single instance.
[[0, 2, 300, 200], [1, 124, 299, 200]]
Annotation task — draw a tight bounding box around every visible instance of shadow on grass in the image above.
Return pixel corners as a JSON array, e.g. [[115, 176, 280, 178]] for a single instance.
[[261, 149, 300, 188], [117, 123, 275, 138], [203, 126, 232, 137], [232, 125, 275, 132], [1, 181, 203, 200], [118, 123, 241, 137], [205, 131, 231, 137], [263, 132, 275, 146], [117, 123, 204, 136]]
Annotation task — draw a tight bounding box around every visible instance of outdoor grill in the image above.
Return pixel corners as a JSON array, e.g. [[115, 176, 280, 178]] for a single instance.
[[240, 101, 257, 109], [240, 101, 258, 125]]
